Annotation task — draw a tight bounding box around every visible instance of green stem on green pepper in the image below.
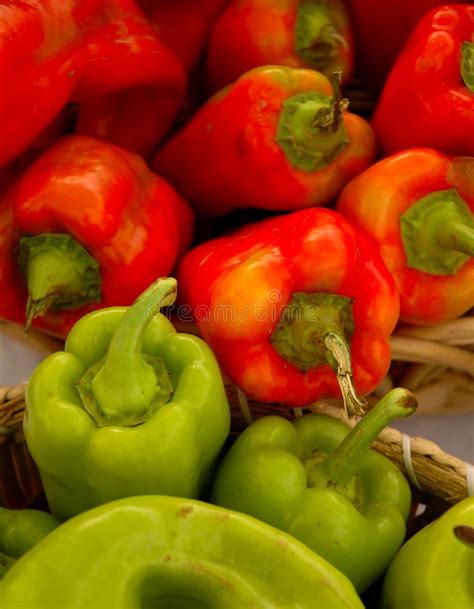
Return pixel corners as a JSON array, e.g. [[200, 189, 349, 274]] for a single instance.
[[89, 277, 177, 426]]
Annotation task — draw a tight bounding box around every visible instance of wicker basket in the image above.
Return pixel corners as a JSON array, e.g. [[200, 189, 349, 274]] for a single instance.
[[0, 383, 42, 509], [0, 376, 472, 510]]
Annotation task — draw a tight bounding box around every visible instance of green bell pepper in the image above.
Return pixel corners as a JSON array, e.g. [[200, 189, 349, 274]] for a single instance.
[[381, 496, 474, 609], [212, 388, 416, 593], [0, 495, 364, 609], [0, 507, 58, 577], [24, 278, 231, 521]]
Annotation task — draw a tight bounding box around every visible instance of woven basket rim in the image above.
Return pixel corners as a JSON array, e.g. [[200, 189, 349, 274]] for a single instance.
[[1, 380, 472, 506]]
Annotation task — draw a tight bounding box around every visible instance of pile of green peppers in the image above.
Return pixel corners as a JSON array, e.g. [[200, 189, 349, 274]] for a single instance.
[[0, 279, 472, 608]]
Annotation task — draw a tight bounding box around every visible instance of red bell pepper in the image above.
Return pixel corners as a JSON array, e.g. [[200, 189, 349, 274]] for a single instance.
[[337, 148, 474, 325], [75, 0, 228, 157], [0, 0, 186, 167], [154, 67, 375, 216], [207, 0, 354, 92], [372, 5, 474, 157], [139, 0, 229, 72], [347, 0, 445, 93], [0, 135, 193, 338], [178, 208, 400, 414]]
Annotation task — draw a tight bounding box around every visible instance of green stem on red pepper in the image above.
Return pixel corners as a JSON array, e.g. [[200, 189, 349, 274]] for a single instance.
[[77, 278, 176, 427], [18, 234, 101, 330], [295, 2, 345, 70], [276, 71, 348, 172], [437, 220, 474, 257], [400, 188, 474, 275], [270, 291, 367, 417]]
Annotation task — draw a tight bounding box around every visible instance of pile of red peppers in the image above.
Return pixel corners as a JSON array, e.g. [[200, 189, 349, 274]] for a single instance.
[[1, 0, 473, 407]]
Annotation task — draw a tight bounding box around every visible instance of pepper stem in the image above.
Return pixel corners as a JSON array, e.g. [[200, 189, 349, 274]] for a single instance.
[[312, 71, 348, 133], [400, 188, 474, 275], [436, 221, 474, 258], [275, 72, 348, 172], [18, 234, 101, 331], [322, 388, 417, 486], [270, 292, 366, 414], [324, 332, 367, 418], [294, 0, 347, 76], [85, 278, 177, 426]]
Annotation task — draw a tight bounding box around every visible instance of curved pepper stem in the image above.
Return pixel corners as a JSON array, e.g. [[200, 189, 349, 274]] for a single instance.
[[321, 388, 417, 486], [313, 71, 348, 133], [324, 332, 367, 418], [270, 292, 366, 417], [87, 278, 177, 427]]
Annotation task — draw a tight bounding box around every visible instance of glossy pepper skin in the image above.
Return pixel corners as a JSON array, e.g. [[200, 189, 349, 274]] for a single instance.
[[154, 66, 376, 216], [178, 208, 400, 412], [76, 0, 228, 156], [337, 149, 474, 325], [0, 508, 58, 578], [0, 496, 364, 609], [347, 0, 444, 93], [0, 0, 186, 167], [24, 279, 231, 521], [0, 135, 193, 339], [207, 0, 354, 92], [381, 497, 474, 609], [372, 5, 474, 157], [212, 388, 416, 593]]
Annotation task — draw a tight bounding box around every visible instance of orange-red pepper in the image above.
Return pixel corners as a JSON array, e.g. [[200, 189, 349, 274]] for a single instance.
[[154, 66, 375, 216], [337, 149, 474, 325], [0, 136, 193, 338], [207, 0, 354, 92], [178, 208, 399, 414], [372, 5, 474, 157]]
